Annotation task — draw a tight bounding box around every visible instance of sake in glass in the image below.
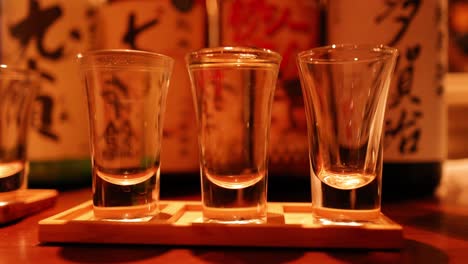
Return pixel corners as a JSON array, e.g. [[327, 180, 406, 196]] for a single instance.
[[186, 47, 281, 223], [297, 44, 398, 223], [0, 66, 38, 192], [78, 50, 173, 221]]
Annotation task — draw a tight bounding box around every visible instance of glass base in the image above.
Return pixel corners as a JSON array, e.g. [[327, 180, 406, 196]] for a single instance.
[[93, 203, 158, 222], [203, 206, 266, 224], [312, 207, 381, 225]]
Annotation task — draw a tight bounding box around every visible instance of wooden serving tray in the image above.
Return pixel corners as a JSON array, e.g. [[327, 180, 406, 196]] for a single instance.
[[1, 189, 58, 224], [38, 201, 403, 249]]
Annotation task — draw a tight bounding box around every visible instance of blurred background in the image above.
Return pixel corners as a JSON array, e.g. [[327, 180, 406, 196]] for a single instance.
[[449, 0, 468, 72], [447, 0, 468, 160], [0, 0, 467, 201]]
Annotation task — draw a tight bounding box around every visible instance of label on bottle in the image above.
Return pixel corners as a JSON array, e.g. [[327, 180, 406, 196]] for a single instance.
[[327, 0, 447, 163], [217, 0, 321, 172], [94, 0, 206, 172], [0, 0, 93, 161]]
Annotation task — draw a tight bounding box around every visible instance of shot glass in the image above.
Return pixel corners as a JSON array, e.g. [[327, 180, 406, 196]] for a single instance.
[[0, 66, 38, 193], [297, 44, 398, 223], [186, 47, 281, 223], [78, 50, 173, 221]]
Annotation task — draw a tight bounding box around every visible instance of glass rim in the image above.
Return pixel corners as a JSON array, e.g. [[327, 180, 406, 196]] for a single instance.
[[297, 44, 398, 64], [77, 49, 174, 69], [0, 64, 38, 81], [186, 46, 282, 65]]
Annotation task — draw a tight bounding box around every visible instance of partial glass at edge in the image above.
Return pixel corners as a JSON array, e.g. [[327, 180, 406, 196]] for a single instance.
[[297, 44, 398, 224], [187, 47, 281, 223], [0, 66, 38, 193], [78, 49, 173, 221]]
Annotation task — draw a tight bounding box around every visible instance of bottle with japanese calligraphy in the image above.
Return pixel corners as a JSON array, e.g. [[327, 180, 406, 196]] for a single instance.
[[208, 0, 322, 199], [91, 0, 206, 187], [0, 0, 98, 188], [326, 0, 448, 200]]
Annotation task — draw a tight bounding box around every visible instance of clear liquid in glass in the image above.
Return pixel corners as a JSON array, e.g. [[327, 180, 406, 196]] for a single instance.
[[0, 161, 25, 192], [92, 165, 159, 221], [312, 171, 381, 223], [202, 169, 267, 223]]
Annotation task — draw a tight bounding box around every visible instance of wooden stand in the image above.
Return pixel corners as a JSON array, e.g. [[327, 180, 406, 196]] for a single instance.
[[39, 200, 403, 249], [0, 189, 58, 224]]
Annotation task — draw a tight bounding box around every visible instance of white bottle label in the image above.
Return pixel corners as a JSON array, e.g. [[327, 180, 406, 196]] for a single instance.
[[1, 0, 92, 161], [327, 0, 447, 162], [94, 1, 206, 172]]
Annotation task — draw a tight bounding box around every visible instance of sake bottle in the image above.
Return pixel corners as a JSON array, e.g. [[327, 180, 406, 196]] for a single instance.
[[0, 0, 99, 188], [326, 0, 448, 200], [92, 0, 206, 179]]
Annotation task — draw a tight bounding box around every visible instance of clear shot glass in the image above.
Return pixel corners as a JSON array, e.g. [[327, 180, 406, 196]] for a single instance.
[[186, 47, 281, 223], [297, 44, 398, 224], [0, 66, 38, 193], [78, 49, 173, 221]]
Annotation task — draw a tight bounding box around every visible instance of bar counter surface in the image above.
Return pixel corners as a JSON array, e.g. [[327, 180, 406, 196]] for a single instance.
[[2, 160, 468, 264]]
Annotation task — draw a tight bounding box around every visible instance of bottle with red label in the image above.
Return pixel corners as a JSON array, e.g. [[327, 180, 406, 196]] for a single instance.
[[205, 0, 323, 200], [211, 0, 322, 178]]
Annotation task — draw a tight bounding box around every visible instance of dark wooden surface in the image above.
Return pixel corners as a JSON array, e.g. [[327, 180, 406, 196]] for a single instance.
[[1, 169, 468, 264]]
